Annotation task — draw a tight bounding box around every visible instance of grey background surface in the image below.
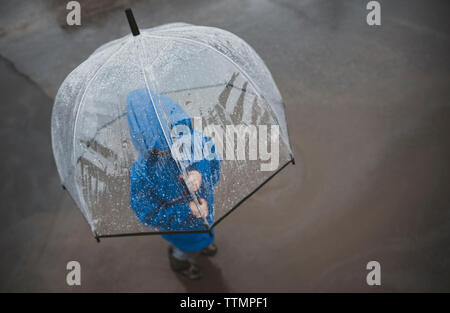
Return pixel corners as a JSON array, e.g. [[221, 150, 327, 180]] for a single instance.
[[0, 0, 449, 291]]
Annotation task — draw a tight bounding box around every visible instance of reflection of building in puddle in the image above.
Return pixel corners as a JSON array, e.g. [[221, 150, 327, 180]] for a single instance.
[[171, 73, 283, 171], [77, 135, 145, 235], [198, 72, 273, 126]]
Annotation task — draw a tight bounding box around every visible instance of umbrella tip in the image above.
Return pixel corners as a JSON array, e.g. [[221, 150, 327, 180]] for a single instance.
[[94, 231, 101, 243], [125, 8, 140, 36]]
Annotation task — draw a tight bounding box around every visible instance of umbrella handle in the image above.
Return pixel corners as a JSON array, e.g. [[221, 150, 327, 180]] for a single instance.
[[193, 191, 213, 235], [180, 177, 213, 234], [192, 190, 214, 237]]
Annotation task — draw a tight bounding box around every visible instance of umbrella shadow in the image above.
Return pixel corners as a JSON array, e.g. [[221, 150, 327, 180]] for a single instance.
[[174, 257, 230, 292]]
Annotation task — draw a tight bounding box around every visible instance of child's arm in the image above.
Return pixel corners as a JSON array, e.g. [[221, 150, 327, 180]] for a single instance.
[[129, 166, 166, 228], [130, 163, 206, 231]]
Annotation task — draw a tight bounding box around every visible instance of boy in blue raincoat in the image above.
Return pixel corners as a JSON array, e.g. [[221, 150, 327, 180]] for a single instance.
[[126, 89, 221, 280]]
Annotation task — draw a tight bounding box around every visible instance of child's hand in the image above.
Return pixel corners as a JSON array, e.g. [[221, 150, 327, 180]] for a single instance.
[[179, 170, 202, 191], [189, 198, 208, 218]]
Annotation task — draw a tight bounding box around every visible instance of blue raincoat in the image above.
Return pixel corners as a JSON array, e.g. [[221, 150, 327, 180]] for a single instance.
[[126, 89, 221, 252]]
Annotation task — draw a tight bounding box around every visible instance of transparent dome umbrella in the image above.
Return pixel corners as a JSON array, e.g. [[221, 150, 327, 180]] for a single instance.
[[51, 9, 294, 241]]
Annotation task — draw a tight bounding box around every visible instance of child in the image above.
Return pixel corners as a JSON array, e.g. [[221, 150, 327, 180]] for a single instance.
[[126, 88, 221, 280]]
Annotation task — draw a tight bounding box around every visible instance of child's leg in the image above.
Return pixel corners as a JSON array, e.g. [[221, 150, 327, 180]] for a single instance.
[[171, 246, 200, 260]]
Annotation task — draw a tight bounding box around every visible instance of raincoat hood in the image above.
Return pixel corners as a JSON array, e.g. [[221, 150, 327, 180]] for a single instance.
[[126, 88, 192, 158]]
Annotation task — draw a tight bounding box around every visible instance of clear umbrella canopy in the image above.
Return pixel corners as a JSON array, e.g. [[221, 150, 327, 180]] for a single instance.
[[51, 17, 293, 239]]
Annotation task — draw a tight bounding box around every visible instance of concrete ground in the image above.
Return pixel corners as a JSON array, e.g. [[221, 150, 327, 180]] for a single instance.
[[0, 0, 449, 292]]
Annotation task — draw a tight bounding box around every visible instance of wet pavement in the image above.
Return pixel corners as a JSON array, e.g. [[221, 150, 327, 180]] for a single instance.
[[0, 0, 449, 291]]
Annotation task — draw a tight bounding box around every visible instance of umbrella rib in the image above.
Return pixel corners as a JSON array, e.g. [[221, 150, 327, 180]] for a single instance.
[[94, 158, 295, 238], [71, 38, 132, 223], [141, 32, 291, 152], [81, 82, 251, 148], [141, 33, 271, 116], [212, 158, 294, 229], [136, 36, 211, 230], [72, 39, 132, 163]]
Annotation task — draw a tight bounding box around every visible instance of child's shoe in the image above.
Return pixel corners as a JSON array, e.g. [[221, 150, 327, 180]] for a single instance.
[[201, 243, 218, 257], [168, 246, 203, 280]]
